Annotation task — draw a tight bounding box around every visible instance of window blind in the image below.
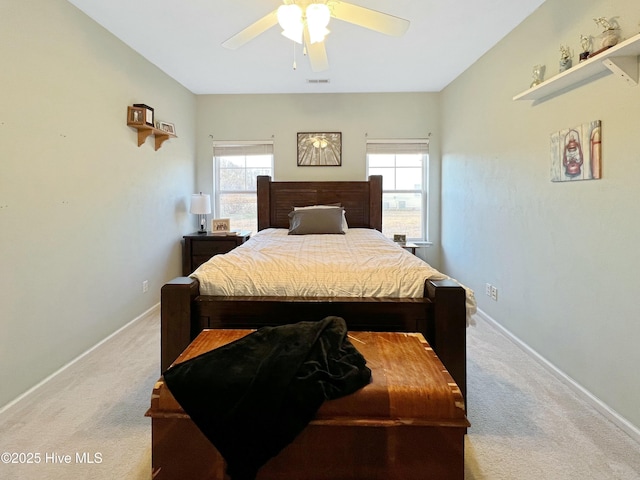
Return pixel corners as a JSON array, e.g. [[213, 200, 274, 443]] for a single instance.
[[213, 142, 273, 157], [366, 141, 429, 155]]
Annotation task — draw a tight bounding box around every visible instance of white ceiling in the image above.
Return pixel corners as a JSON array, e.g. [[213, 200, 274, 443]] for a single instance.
[[66, 0, 546, 95]]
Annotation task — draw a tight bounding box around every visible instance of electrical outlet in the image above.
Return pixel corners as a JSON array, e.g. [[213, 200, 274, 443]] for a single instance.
[[142, 280, 149, 293], [485, 283, 492, 296], [490, 285, 498, 301]]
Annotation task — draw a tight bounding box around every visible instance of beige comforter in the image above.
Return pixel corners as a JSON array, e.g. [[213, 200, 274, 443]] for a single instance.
[[191, 228, 476, 319]]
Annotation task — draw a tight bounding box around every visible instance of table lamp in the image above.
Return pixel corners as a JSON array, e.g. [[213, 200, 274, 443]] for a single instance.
[[190, 192, 211, 234]]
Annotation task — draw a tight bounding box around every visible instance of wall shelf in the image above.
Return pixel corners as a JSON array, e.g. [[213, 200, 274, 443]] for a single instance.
[[126, 106, 176, 150], [513, 32, 640, 102], [128, 124, 176, 150]]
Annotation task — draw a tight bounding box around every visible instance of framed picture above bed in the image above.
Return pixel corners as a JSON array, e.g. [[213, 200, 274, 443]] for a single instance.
[[297, 132, 342, 166]]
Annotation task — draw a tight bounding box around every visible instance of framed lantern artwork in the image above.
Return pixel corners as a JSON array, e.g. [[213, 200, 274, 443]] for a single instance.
[[550, 120, 601, 182]]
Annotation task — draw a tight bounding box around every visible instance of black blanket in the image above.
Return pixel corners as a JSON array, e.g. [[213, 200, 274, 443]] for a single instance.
[[163, 316, 371, 480]]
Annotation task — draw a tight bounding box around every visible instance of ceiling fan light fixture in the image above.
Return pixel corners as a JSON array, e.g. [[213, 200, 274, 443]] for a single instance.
[[223, 1, 409, 71], [278, 4, 303, 44], [306, 4, 331, 44], [281, 27, 303, 44], [308, 26, 330, 44]]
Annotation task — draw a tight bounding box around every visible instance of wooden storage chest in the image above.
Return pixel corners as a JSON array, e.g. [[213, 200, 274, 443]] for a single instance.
[[147, 329, 469, 480]]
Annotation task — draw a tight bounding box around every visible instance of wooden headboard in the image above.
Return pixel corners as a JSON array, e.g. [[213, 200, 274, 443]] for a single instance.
[[257, 176, 382, 231]]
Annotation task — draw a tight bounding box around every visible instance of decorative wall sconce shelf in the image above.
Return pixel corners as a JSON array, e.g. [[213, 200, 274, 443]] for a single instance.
[[513, 32, 640, 102]]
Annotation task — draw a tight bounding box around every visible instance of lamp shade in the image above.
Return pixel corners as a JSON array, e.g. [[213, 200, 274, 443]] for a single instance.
[[190, 193, 211, 215]]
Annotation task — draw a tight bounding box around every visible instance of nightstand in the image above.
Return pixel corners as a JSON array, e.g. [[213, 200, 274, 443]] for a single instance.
[[182, 231, 251, 275], [399, 242, 419, 255]]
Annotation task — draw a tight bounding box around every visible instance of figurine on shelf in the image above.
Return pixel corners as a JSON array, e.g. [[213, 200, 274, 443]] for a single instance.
[[593, 16, 621, 49], [559, 45, 572, 72], [530, 64, 545, 88], [579, 35, 592, 62]]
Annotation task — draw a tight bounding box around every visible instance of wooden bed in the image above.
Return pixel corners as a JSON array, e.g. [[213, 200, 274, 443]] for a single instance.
[[161, 175, 467, 400]]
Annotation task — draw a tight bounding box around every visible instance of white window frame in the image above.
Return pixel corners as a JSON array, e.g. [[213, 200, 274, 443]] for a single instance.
[[366, 139, 430, 241], [213, 141, 274, 232]]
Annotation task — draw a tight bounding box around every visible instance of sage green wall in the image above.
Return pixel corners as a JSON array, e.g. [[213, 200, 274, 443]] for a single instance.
[[6, 0, 637, 437], [196, 93, 443, 263], [0, 0, 196, 408], [441, 0, 640, 430]]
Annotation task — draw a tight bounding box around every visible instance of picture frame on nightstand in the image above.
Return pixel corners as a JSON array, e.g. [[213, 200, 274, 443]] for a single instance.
[[393, 234, 407, 243], [211, 218, 230, 234]]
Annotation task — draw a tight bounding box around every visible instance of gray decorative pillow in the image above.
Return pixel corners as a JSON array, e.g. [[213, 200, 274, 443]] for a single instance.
[[288, 207, 345, 235], [293, 205, 349, 232]]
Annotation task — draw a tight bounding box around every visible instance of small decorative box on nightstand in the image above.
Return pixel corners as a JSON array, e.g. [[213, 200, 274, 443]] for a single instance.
[[182, 231, 250, 275]]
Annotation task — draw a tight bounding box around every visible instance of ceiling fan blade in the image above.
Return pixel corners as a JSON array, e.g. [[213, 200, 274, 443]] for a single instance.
[[330, 2, 410, 36], [222, 10, 279, 49], [303, 29, 329, 72]]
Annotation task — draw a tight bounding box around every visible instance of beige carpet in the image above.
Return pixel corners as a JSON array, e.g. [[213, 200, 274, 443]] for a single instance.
[[0, 310, 159, 480], [465, 317, 640, 479], [1, 309, 639, 479]]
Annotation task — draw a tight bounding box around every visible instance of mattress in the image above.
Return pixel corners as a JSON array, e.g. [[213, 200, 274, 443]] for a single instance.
[[191, 228, 476, 318]]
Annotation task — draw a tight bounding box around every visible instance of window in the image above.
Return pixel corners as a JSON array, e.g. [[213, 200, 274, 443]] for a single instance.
[[213, 142, 274, 233], [366, 140, 429, 240]]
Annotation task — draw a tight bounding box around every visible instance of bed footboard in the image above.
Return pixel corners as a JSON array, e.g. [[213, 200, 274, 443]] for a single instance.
[[160, 277, 467, 401], [161, 277, 199, 371], [426, 279, 467, 401]]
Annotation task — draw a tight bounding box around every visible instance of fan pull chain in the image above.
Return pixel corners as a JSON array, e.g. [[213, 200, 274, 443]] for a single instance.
[[292, 41, 297, 70]]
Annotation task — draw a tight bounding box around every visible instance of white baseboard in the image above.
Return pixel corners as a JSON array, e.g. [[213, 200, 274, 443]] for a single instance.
[[0, 303, 160, 416], [474, 308, 640, 445]]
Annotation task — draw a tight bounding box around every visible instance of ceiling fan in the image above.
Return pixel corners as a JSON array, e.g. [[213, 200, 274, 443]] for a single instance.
[[222, 1, 410, 72]]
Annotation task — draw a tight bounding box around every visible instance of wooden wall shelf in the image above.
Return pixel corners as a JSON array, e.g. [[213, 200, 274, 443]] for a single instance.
[[513, 32, 640, 102], [127, 106, 176, 150], [128, 124, 176, 151]]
